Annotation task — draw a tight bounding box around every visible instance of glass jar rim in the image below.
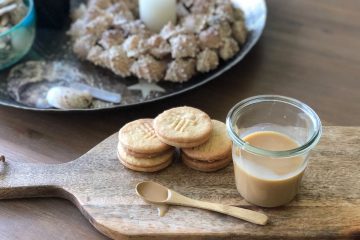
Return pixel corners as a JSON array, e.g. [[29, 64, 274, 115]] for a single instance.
[[0, 0, 34, 38], [226, 95, 322, 158]]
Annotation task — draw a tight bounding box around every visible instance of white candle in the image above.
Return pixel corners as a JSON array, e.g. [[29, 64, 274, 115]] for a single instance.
[[139, 0, 177, 32]]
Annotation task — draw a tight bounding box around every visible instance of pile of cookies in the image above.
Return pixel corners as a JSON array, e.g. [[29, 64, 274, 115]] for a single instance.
[[68, 0, 247, 83], [117, 106, 232, 173], [118, 119, 175, 172]]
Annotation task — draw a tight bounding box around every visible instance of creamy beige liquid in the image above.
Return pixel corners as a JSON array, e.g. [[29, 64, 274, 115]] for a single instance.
[[233, 131, 305, 207], [136, 182, 170, 217]]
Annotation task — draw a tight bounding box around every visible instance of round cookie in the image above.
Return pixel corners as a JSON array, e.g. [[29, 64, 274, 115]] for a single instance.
[[118, 144, 174, 168], [154, 106, 212, 148], [182, 120, 232, 161], [118, 152, 172, 173], [181, 153, 231, 172], [119, 119, 171, 154], [120, 143, 174, 158], [156, 134, 209, 148]]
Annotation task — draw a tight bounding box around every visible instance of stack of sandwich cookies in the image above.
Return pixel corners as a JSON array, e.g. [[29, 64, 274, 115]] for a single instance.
[[181, 120, 232, 172], [153, 107, 213, 148], [117, 107, 232, 173], [118, 119, 174, 172]]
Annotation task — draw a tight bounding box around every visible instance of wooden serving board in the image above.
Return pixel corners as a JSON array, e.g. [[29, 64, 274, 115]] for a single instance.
[[0, 126, 359, 239]]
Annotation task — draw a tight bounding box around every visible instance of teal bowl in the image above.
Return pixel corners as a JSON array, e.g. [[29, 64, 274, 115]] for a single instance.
[[0, 0, 35, 70]]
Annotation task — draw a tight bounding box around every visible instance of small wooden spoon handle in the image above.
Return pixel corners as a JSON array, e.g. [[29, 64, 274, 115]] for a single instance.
[[201, 202, 268, 225], [168, 191, 268, 225]]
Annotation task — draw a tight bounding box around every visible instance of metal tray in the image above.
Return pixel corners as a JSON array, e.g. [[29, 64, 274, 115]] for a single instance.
[[0, 0, 267, 112]]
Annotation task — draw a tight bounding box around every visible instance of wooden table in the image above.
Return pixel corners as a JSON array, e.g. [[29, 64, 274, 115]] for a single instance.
[[0, 1, 359, 239]]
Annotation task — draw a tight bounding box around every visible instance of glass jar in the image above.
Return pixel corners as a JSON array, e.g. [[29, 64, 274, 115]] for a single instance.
[[226, 95, 322, 207]]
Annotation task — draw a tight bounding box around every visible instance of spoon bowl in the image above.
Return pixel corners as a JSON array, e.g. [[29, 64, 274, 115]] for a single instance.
[[136, 181, 170, 203]]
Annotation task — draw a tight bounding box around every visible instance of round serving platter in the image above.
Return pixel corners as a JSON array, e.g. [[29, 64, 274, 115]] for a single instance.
[[0, 0, 267, 112]]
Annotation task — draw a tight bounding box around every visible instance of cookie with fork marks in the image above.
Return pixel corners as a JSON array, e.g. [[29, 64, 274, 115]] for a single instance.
[[117, 144, 173, 173], [119, 119, 172, 155], [182, 120, 232, 161], [154, 106, 212, 148]]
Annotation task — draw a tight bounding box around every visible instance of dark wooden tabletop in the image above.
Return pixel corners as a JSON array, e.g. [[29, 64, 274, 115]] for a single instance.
[[0, 0, 359, 239]]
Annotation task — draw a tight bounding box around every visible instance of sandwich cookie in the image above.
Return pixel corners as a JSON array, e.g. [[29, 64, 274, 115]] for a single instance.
[[181, 153, 232, 172], [181, 120, 232, 172], [119, 118, 172, 155], [118, 118, 174, 172], [154, 106, 212, 148], [117, 144, 173, 172]]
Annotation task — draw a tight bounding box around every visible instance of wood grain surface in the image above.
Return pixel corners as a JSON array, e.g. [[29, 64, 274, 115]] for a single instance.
[[0, 127, 359, 240], [0, 0, 359, 239]]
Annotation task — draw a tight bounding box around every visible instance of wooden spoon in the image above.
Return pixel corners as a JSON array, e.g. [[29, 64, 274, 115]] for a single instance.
[[135, 181, 269, 225]]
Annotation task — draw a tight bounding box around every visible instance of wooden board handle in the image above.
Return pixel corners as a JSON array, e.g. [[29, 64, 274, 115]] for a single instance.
[[0, 160, 72, 199]]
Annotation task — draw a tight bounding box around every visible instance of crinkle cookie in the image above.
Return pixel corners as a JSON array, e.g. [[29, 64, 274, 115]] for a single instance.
[[165, 59, 196, 83], [169, 34, 198, 59], [98, 29, 125, 49], [108, 46, 134, 77], [130, 55, 167, 82], [123, 35, 149, 58], [69, 0, 248, 83], [147, 35, 171, 59], [219, 37, 239, 61], [196, 49, 219, 73]]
